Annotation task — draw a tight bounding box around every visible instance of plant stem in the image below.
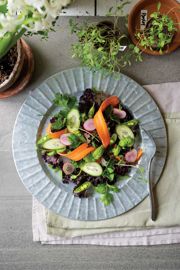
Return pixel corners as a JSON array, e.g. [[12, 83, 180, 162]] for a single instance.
[[79, 128, 100, 142], [117, 163, 138, 169]]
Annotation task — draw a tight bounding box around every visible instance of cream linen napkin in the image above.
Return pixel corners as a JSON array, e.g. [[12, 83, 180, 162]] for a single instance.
[[33, 81, 180, 242], [32, 198, 180, 245]]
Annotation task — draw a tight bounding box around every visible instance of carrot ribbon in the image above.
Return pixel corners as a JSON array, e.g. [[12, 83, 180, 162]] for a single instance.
[[46, 123, 67, 139], [136, 148, 143, 162], [59, 143, 95, 161], [94, 96, 119, 148]]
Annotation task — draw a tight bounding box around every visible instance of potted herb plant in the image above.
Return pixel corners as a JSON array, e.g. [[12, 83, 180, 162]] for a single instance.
[[0, 0, 73, 94], [128, 0, 180, 55], [69, 1, 143, 74]]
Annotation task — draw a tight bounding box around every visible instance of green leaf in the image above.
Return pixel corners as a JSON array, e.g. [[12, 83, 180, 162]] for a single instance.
[[97, 47, 104, 52], [53, 93, 77, 109], [0, 3, 7, 14], [107, 184, 120, 193], [134, 46, 140, 53], [68, 133, 82, 148], [83, 153, 95, 163], [95, 184, 107, 194], [119, 136, 134, 148], [157, 1, 161, 11], [102, 169, 115, 181], [108, 6, 113, 14], [71, 160, 80, 169], [102, 159, 116, 181], [51, 115, 66, 131], [100, 193, 113, 206]]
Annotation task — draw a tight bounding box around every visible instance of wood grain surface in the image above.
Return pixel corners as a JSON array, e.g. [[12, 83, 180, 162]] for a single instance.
[[60, 0, 141, 16]]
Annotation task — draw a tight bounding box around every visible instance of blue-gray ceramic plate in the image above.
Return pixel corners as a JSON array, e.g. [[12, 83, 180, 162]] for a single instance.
[[12, 67, 167, 221]]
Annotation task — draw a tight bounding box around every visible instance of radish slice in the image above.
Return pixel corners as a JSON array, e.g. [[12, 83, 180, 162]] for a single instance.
[[113, 108, 127, 119], [83, 119, 96, 132], [125, 149, 137, 163], [60, 133, 72, 146], [63, 162, 74, 175]]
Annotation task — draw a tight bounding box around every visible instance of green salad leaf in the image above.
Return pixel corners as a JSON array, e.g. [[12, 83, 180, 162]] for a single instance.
[[95, 183, 107, 194], [100, 193, 113, 206], [94, 182, 119, 206], [53, 93, 77, 110], [51, 94, 78, 131], [51, 115, 66, 131], [102, 160, 116, 181], [119, 136, 134, 148], [107, 184, 119, 193], [68, 133, 82, 148]]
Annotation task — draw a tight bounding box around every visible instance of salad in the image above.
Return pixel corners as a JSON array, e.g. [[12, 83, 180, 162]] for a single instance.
[[37, 89, 143, 206]]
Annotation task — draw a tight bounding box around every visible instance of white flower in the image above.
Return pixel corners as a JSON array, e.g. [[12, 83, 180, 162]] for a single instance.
[[0, 0, 72, 37], [0, 13, 25, 37]]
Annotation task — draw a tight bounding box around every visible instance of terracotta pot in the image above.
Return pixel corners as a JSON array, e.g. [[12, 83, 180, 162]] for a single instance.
[[128, 0, 180, 55], [0, 39, 34, 99], [0, 39, 25, 92]]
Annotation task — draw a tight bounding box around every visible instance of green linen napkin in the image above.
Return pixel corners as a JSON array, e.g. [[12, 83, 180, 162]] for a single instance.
[[46, 113, 180, 237]]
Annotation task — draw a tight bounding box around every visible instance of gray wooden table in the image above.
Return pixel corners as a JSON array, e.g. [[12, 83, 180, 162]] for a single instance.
[[61, 0, 180, 15], [61, 0, 139, 16], [0, 16, 180, 270]]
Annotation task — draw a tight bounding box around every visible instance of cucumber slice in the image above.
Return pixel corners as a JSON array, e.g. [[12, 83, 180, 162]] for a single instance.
[[67, 108, 80, 133], [81, 162, 103, 176], [116, 124, 134, 140], [42, 138, 66, 151]]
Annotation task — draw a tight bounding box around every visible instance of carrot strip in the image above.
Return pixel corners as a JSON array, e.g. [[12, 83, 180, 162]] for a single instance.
[[59, 143, 88, 157], [59, 143, 95, 161], [71, 147, 95, 161], [136, 148, 143, 162], [94, 110, 110, 148], [100, 96, 119, 111], [94, 96, 119, 148], [46, 123, 67, 139]]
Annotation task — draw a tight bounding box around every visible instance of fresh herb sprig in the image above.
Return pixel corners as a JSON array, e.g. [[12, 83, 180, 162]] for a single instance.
[[102, 159, 116, 182], [68, 133, 83, 148], [53, 93, 77, 110], [69, 13, 142, 74], [51, 93, 77, 131], [135, 2, 178, 53], [95, 183, 119, 206]]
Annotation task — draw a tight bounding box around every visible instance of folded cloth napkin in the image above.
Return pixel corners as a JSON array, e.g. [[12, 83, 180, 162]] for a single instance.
[[33, 81, 180, 244], [33, 198, 180, 245]]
